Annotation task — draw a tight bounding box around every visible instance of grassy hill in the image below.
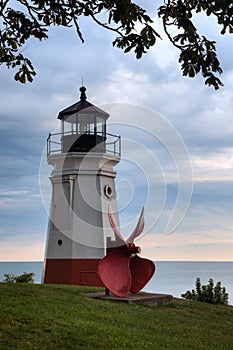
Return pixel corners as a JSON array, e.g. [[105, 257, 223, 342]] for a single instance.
[[0, 283, 233, 350]]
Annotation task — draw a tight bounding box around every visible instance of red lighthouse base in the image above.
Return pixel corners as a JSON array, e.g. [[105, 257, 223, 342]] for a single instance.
[[43, 258, 104, 287]]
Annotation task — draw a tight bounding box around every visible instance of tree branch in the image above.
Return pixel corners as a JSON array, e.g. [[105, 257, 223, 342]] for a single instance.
[[89, 12, 123, 37], [68, 0, 84, 42], [0, 0, 10, 14]]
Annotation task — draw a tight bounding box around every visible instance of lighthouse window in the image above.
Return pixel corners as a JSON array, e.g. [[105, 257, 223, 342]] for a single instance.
[[58, 239, 62, 246], [63, 121, 72, 134], [97, 117, 105, 135], [77, 114, 94, 134], [63, 119, 76, 135], [104, 184, 113, 198]]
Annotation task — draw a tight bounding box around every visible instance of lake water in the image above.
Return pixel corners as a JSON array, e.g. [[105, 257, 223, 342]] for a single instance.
[[0, 261, 232, 305], [145, 261, 233, 305]]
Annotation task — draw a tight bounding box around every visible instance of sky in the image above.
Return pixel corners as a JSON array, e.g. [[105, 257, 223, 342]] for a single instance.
[[0, 1, 233, 261]]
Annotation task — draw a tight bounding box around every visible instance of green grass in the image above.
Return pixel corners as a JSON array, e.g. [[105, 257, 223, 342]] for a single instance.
[[0, 283, 233, 350]]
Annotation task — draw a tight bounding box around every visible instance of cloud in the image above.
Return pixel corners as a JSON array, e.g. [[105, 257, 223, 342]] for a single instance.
[[0, 236, 45, 261], [138, 232, 233, 261]]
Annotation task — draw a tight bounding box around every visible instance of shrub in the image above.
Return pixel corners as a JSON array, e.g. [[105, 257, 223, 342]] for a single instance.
[[3, 273, 15, 283], [14, 272, 35, 283], [181, 277, 228, 305], [3, 272, 35, 284]]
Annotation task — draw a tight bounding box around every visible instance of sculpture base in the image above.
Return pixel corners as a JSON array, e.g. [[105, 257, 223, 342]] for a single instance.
[[84, 291, 173, 307]]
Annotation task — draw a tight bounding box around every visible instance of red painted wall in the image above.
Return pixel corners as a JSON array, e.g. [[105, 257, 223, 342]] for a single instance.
[[43, 258, 103, 287]]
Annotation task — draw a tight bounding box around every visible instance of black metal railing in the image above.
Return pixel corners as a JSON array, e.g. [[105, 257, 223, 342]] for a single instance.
[[47, 131, 121, 158]]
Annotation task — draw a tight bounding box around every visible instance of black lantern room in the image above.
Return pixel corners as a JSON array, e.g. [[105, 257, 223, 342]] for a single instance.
[[58, 86, 109, 153]]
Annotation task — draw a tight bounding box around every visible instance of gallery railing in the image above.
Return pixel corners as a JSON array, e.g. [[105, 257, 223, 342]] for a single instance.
[[47, 131, 121, 158]]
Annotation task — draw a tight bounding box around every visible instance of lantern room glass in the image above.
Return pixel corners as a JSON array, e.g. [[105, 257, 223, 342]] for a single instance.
[[61, 109, 107, 153], [62, 112, 106, 136]]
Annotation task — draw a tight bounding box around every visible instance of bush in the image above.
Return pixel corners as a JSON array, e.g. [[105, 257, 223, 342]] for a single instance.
[[181, 277, 228, 305], [3, 273, 15, 283], [3, 272, 35, 284]]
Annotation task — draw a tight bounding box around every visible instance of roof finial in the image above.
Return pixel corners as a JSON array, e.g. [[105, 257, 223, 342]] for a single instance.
[[80, 85, 87, 101]]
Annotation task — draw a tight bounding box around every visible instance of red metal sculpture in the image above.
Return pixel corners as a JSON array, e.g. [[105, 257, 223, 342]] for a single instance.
[[98, 206, 155, 297]]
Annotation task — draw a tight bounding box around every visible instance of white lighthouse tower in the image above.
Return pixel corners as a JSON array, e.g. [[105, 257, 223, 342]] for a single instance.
[[43, 86, 121, 286]]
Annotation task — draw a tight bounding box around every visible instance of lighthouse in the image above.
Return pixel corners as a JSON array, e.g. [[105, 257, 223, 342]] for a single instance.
[[43, 86, 121, 286]]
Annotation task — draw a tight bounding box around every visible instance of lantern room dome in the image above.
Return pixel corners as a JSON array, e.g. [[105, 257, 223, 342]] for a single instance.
[[57, 86, 109, 120]]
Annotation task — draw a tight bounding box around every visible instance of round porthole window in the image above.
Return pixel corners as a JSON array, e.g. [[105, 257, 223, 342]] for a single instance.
[[58, 239, 62, 246], [104, 184, 113, 198]]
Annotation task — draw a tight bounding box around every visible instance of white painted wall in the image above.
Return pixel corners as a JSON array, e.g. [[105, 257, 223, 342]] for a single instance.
[[45, 152, 120, 259]]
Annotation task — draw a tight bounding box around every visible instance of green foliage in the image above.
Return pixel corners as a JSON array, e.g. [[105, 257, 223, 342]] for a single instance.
[[3, 272, 35, 284], [181, 277, 229, 305], [3, 273, 16, 283], [0, 1, 232, 88], [14, 272, 35, 283], [157, 0, 230, 89], [0, 0, 157, 83]]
